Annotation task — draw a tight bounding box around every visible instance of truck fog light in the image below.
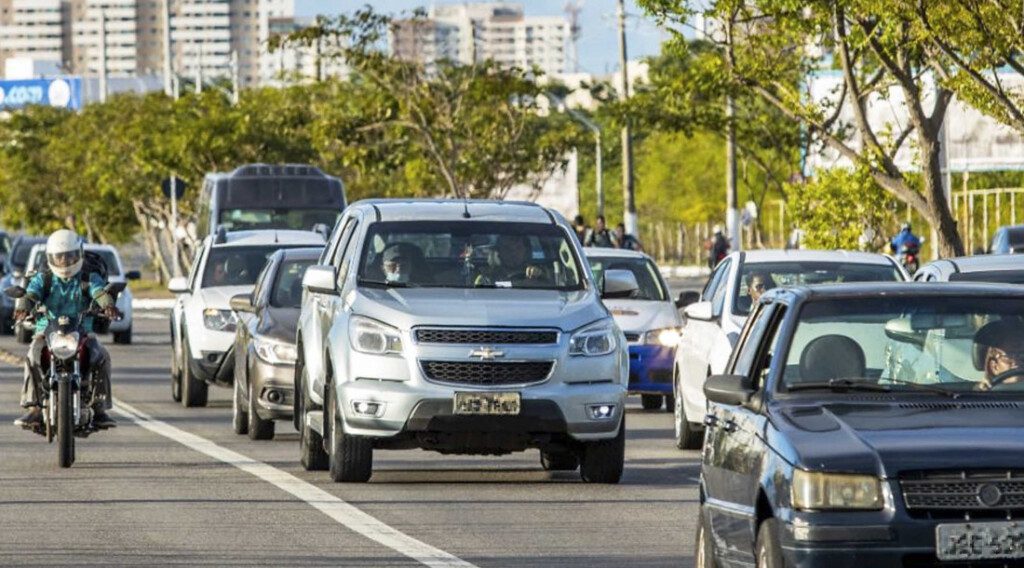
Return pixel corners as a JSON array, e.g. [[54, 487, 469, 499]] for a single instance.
[[352, 401, 383, 417], [587, 404, 616, 420]]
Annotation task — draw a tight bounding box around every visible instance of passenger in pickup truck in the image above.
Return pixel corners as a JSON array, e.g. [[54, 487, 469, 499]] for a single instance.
[[974, 318, 1024, 388], [475, 236, 547, 286]]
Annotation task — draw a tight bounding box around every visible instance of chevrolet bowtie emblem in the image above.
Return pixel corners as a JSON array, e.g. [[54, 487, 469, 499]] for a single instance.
[[469, 347, 505, 360]]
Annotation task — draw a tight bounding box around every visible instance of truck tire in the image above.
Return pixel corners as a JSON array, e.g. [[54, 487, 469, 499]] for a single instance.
[[580, 416, 625, 484], [327, 384, 372, 483], [641, 394, 662, 410], [541, 450, 579, 471], [755, 519, 784, 568]]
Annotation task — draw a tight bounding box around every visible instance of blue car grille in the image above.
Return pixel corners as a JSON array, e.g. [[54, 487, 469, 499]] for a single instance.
[[901, 470, 1024, 511]]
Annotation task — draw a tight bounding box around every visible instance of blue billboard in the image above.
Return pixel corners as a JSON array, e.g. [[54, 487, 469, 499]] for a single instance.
[[0, 78, 83, 111]]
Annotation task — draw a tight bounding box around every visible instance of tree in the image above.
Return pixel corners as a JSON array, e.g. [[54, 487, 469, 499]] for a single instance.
[[640, 0, 966, 256], [272, 7, 583, 199], [788, 167, 896, 250]]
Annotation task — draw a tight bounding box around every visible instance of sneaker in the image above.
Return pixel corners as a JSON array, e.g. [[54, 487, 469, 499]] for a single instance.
[[93, 410, 116, 428], [14, 408, 42, 428]]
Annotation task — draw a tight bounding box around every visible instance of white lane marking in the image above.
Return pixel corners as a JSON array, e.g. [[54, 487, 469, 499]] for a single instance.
[[112, 399, 476, 568]]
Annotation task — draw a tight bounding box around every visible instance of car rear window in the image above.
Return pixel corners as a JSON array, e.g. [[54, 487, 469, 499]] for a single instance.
[[950, 271, 1024, 285]]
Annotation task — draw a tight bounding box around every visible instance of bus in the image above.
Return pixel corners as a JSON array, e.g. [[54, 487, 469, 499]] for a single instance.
[[196, 164, 346, 237]]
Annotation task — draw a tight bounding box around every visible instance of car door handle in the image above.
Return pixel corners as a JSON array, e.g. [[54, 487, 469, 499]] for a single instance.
[[721, 419, 738, 433], [704, 414, 737, 432], [704, 414, 719, 429]]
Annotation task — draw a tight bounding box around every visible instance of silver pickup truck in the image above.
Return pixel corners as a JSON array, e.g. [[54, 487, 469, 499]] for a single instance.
[[295, 199, 632, 483]]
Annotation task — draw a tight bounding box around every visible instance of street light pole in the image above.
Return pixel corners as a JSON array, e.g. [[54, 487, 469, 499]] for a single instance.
[[724, 16, 741, 252], [98, 8, 108, 103], [544, 93, 603, 218], [617, 0, 637, 235], [162, 0, 173, 97]]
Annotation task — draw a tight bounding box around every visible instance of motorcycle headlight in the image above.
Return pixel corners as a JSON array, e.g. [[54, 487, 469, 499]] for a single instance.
[[569, 320, 618, 357], [792, 470, 884, 511], [48, 331, 80, 360], [203, 308, 236, 332], [349, 316, 403, 356], [254, 337, 297, 366], [643, 327, 681, 347]]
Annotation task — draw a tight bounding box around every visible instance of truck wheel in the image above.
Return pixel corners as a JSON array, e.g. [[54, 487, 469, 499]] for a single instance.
[[181, 336, 208, 408], [641, 394, 662, 410], [247, 378, 275, 440], [755, 519, 784, 568], [540, 450, 579, 471], [232, 375, 248, 435], [579, 417, 625, 484], [327, 384, 372, 482], [299, 390, 328, 471]]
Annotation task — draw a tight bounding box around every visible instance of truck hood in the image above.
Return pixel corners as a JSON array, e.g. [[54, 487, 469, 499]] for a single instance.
[[770, 400, 1024, 476], [351, 287, 607, 332], [604, 299, 680, 334]]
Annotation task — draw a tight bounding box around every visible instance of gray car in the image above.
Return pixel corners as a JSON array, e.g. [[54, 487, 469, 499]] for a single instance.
[[295, 199, 632, 483], [229, 247, 323, 440]]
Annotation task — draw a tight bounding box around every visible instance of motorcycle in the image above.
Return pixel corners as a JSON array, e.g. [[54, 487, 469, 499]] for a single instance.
[[5, 282, 125, 468]]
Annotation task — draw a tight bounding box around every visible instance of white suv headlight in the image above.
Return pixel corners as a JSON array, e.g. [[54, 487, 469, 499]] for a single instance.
[[254, 336, 297, 366], [643, 327, 681, 347], [203, 308, 236, 332], [569, 319, 618, 357], [349, 316, 404, 356]]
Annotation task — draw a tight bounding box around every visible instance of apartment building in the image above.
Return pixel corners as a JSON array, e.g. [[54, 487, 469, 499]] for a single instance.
[[392, 3, 570, 78], [0, 0, 66, 65]]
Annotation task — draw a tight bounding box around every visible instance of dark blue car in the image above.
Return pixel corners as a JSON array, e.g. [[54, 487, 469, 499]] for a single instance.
[[697, 283, 1024, 567]]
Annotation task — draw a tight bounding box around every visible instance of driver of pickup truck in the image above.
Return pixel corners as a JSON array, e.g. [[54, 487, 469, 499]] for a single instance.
[[381, 243, 426, 285], [475, 235, 547, 287], [973, 318, 1024, 388]]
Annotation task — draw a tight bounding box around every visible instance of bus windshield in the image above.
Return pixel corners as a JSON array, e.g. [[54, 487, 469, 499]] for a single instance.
[[217, 209, 341, 232]]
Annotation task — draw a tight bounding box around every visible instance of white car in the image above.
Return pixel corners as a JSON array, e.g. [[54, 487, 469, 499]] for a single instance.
[[672, 249, 907, 449], [168, 229, 325, 408], [20, 243, 139, 345], [585, 247, 683, 411]]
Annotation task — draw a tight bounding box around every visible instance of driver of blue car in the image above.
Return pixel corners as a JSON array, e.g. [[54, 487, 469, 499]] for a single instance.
[[974, 318, 1024, 389]]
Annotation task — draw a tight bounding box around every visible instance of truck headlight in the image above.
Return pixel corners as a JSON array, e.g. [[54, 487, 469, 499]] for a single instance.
[[643, 327, 680, 347], [569, 320, 618, 357], [254, 337, 297, 366], [792, 470, 884, 511], [350, 316, 403, 356], [203, 308, 236, 332]]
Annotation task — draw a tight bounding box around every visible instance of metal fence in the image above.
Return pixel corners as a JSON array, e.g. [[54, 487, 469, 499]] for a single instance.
[[951, 187, 1024, 254], [640, 200, 790, 264]]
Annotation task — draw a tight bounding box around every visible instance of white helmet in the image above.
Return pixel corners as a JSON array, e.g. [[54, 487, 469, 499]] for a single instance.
[[46, 229, 83, 279]]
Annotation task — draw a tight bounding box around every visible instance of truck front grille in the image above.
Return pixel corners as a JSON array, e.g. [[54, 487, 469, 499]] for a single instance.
[[900, 470, 1024, 511], [415, 328, 557, 345], [420, 361, 554, 386]]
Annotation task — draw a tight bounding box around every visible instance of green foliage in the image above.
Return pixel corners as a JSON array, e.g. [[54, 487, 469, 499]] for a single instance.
[[788, 168, 896, 251]]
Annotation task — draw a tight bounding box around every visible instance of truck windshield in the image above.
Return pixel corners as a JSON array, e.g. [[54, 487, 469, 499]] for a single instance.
[[218, 209, 341, 232], [357, 221, 585, 291], [781, 296, 1024, 394]]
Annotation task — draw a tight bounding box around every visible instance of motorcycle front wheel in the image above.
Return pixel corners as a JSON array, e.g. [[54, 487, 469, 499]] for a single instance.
[[57, 382, 74, 468]]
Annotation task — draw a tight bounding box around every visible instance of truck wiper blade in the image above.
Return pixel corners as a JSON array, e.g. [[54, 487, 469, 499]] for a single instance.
[[787, 378, 893, 393], [881, 377, 961, 399], [358, 279, 417, 288]]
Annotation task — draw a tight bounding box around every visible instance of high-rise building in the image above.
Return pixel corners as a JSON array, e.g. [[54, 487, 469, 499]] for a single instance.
[[392, 3, 570, 79], [0, 0, 293, 87]]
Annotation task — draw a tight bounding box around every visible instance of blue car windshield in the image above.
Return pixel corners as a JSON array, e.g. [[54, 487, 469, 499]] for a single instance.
[[588, 256, 667, 301], [781, 297, 1024, 394]]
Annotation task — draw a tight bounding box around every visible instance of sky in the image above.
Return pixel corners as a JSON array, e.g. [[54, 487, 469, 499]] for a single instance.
[[295, 1, 668, 75]]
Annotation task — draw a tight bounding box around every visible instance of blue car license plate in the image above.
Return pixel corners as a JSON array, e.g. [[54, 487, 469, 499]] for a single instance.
[[936, 522, 1024, 561]]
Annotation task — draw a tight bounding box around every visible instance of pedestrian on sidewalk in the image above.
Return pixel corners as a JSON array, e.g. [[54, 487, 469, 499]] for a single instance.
[[585, 215, 617, 248], [615, 223, 643, 251]]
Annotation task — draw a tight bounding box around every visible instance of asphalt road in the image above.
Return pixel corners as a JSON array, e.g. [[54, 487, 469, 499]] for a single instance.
[[0, 278, 705, 567]]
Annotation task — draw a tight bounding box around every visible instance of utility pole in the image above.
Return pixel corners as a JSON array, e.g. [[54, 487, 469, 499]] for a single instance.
[[230, 50, 240, 105], [195, 43, 203, 94], [724, 16, 741, 252], [617, 0, 637, 235], [162, 0, 173, 97], [98, 8, 108, 103]]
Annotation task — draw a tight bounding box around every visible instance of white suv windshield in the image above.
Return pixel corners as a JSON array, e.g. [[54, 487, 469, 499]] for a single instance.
[[734, 261, 902, 315], [357, 221, 585, 291]]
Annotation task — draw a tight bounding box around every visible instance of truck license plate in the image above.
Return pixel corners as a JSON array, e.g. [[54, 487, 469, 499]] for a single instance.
[[936, 522, 1024, 561], [453, 392, 520, 415]]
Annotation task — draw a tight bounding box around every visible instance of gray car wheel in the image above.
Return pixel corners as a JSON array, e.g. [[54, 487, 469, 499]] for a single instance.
[[232, 374, 248, 435], [247, 376, 275, 440]]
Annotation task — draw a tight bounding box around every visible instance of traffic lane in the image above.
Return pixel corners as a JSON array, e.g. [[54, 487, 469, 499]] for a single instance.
[[115, 316, 700, 568], [0, 326, 422, 567], [4, 316, 699, 567]]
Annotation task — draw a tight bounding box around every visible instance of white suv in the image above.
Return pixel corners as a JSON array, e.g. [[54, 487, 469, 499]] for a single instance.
[[295, 200, 631, 483], [169, 230, 325, 407]]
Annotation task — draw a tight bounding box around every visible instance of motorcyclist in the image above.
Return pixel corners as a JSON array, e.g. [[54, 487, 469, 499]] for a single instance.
[[890, 222, 921, 255], [709, 225, 729, 268], [13, 230, 120, 428]]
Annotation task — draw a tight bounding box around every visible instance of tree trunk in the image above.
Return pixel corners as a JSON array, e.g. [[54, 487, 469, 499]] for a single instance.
[[920, 137, 965, 257]]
